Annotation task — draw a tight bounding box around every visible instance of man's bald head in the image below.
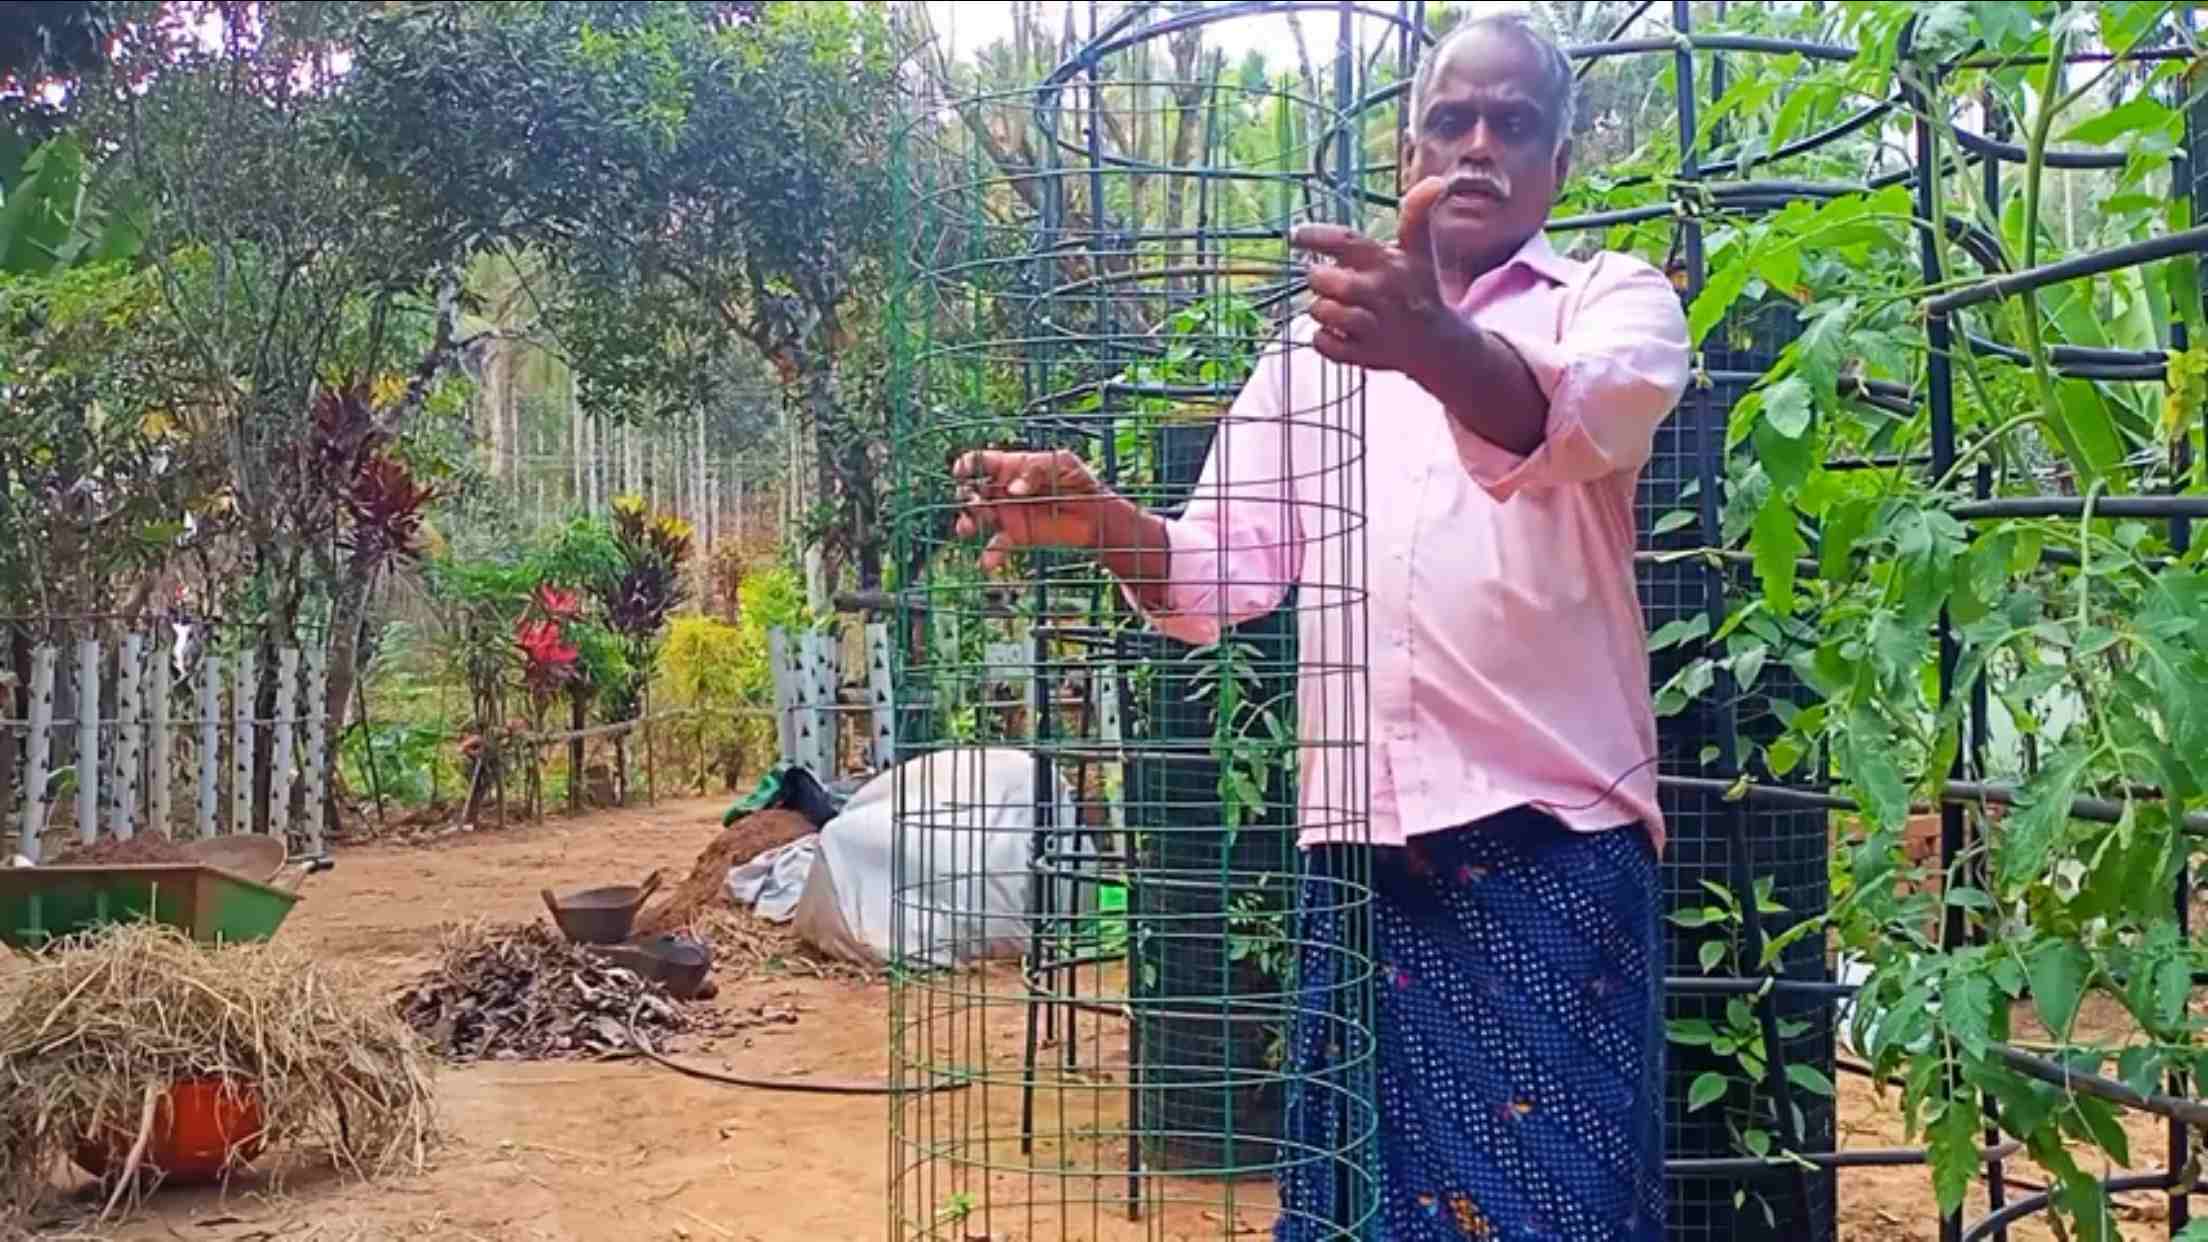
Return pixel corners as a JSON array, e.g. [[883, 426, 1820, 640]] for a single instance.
[[1410, 13, 1576, 156]]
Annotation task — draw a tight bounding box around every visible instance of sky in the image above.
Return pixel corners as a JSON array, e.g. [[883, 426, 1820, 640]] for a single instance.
[[924, 1, 1538, 66]]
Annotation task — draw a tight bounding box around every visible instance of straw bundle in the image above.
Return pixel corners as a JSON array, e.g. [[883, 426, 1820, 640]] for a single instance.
[[0, 924, 437, 1226]]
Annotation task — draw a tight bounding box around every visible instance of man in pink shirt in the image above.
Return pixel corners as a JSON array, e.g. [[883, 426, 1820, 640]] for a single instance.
[[955, 14, 1688, 1240]]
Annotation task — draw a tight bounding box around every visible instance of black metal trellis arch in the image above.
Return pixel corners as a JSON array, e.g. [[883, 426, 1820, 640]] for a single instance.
[[889, 2, 2208, 1240], [1503, 5, 2208, 1242]]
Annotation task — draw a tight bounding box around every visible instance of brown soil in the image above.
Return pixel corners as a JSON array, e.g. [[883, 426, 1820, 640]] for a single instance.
[[1, 797, 2180, 1241], [633, 809, 816, 938], [47, 835, 198, 866]]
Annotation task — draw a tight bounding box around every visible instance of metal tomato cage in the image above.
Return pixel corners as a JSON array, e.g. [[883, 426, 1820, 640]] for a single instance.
[[888, 2, 2208, 1241]]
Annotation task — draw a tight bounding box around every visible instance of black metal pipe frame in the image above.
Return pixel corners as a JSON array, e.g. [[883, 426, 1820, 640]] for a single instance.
[[1672, 2, 1822, 1223]]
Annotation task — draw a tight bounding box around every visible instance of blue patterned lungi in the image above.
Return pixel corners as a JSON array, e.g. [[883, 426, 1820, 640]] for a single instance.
[[1273, 806, 1665, 1241]]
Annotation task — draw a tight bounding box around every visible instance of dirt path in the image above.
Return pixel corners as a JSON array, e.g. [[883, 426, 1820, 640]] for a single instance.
[[15, 799, 2183, 1241], [62, 800, 897, 1242]]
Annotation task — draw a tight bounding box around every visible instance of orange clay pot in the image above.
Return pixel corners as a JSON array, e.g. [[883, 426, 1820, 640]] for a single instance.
[[72, 1079, 267, 1185]]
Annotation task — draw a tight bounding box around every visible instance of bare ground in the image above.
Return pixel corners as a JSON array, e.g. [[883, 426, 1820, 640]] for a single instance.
[[4, 799, 2187, 1241]]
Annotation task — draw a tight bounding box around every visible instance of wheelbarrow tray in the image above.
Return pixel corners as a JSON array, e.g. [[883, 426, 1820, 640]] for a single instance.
[[0, 863, 301, 950]]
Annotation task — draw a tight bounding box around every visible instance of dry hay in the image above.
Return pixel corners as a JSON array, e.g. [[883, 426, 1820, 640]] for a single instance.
[[0, 923, 437, 1230], [396, 922, 690, 1062], [684, 907, 876, 984], [634, 809, 817, 938]]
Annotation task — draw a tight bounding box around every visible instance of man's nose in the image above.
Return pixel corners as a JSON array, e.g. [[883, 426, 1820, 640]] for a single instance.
[[1458, 119, 1499, 161]]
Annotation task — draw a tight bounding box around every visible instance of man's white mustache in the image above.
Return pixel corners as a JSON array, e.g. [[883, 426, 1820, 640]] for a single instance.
[[1446, 171, 1511, 199]]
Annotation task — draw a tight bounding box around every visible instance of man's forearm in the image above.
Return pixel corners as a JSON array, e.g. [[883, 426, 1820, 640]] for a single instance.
[[1409, 312, 1549, 457], [1091, 495, 1174, 612]]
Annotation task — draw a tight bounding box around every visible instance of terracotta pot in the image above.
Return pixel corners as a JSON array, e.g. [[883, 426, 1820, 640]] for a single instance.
[[73, 1079, 267, 1185]]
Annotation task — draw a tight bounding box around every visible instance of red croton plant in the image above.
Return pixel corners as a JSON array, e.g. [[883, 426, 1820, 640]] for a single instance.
[[311, 381, 441, 574], [515, 585, 583, 700]]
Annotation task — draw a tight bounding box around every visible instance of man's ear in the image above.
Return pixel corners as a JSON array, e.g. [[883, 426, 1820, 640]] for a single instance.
[[1553, 137, 1573, 187]]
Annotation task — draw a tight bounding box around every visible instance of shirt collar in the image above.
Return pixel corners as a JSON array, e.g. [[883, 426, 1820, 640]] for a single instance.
[[1455, 229, 1578, 308], [1508, 230, 1578, 285]]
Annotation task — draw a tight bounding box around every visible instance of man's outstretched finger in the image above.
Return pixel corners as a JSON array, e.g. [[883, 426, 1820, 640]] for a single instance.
[[1309, 297, 1377, 341], [1307, 263, 1372, 304], [1291, 223, 1391, 269], [1395, 176, 1448, 268]]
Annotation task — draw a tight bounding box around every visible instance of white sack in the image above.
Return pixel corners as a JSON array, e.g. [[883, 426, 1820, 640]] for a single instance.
[[723, 835, 821, 923], [790, 746, 1075, 969]]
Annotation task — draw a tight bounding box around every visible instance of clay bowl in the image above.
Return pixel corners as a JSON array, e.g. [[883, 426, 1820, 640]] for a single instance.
[[541, 870, 662, 945], [593, 935, 714, 1000]]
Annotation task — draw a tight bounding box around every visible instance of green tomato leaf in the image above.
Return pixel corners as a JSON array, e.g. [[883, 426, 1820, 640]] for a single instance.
[[2060, 96, 2177, 146], [1761, 374, 1813, 439], [2026, 939, 2092, 1040], [1930, 1094, 1980, 1218], [1752, 498, 1804, 619], [1752, 415, 1815, 497], [1689, 259, 1753, 346], [2071, 1095, 2131, 1167], [1818, 497, 1873, 582], [1945, 971, 1995, 1060], [1688, 1071, 1729, 1113], [1784, 1063, 1836, 1098], [1667, 1018, 1718, 1047], [1996, 748, 2089, 896]]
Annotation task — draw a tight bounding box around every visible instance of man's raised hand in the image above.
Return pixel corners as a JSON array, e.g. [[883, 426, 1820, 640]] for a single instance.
[[1289, 176, 1453, 375], [950, 449, 1111, 573]]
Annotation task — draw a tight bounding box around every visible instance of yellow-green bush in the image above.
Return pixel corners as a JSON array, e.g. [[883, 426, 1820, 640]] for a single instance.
[[653, 559, 813, 792]]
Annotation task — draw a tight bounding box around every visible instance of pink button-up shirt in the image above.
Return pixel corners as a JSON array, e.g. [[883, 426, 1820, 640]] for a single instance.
[[1130, 232, 1691, 853]]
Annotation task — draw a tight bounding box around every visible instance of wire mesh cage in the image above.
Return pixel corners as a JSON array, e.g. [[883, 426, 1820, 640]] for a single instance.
[[883, 5, 1406, 1237]]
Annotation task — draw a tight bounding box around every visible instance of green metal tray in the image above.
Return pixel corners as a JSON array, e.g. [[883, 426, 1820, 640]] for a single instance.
[[0, 863, 302, 950]]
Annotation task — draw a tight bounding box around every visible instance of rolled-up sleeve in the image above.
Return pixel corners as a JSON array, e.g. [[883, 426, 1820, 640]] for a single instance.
[[1117, 331, 1304, 647], [1450, 254, 1690, 503]]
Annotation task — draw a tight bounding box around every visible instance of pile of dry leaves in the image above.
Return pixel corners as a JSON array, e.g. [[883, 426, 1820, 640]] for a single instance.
[[396, 922, 688, 1061]]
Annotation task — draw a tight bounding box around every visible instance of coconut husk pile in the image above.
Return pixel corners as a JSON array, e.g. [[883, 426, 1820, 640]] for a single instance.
[[633, 810, 816, 937], [630, 810, 871, 983], [0, 923, 437, 1228], [396, 922, 689, 1062]]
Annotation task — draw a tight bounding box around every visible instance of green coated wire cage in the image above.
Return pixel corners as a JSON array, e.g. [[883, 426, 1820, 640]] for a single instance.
[[884, 4, 1411, 1238]]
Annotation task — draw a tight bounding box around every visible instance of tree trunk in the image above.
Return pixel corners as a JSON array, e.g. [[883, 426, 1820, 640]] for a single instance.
[[799, 360, 837, 615], [319, 567, 375, 822], [1164, 24, 1206, 299], [0, 627, 24, 836], [484, 342, 507, 482], [568, 691, 585, 813], [570, 370, 583, 508]]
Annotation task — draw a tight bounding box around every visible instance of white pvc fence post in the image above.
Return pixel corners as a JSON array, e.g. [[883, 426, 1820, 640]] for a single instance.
[[74, 637, 100, 847], [147, 636, 175, 838], [866, 621, 895, 772], [232, 646, 257, 835], [108, 632, 144, 841], [797, 629, 835, 777], [269, 646, 299, 844], [769, 627, 797, 768], [15, 645, 56, 862], [195, 651, 221, 837], [302, 642, 328, 854]]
